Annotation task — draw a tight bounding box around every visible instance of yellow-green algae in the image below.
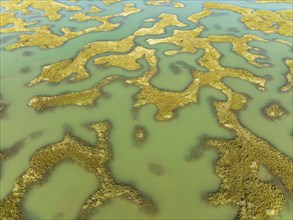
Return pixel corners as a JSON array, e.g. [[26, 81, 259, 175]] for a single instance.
[[0, 97, 6, 119], [206, 93, 293, 219], [195, 2, 293, 36], [255, 0, 293, 2], [146, 0, 185, 8], [0, 122, 157, 220], [1, 3, 141, 50], [27, 14, 186, 86], [28, 76, 118, 111], [21, 15, 292, 219], [0, 0, 81, 21], [281, 59, 293, 92], [134, 125, 148, 145], [0, 1, 292, 220], [263, 103, 287, 119]]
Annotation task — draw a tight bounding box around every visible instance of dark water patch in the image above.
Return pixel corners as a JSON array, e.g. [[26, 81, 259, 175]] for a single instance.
[[248, 47, 267, 55], [254, 57, 271, 66], [30, 130, 44, 139], [185, 145, 203, 162], [20, 66, 32, 74], [176, 61, 196, 72], [67, 26, 78, 32], [148, 163, 164, 176], [227, 27, 239, 33], [185, 137, 206, 162], [0, 96, 8, 119], [53, 212, 65, 219], [213, 24, 221, 30], [22, 51, 33, 57], [63, 123, 73, 134], [20, 209, 33, 220], [0, 139, 26, 160], [212, 12, 229, 17], [0, 103, 6, 118], [169, 63, 182, 74]]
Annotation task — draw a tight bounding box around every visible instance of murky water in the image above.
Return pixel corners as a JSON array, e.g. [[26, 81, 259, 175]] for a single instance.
[[0, 0, 292, 219]]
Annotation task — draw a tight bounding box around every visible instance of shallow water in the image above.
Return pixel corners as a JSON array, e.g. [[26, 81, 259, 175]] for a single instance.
[[0, 0, 292, 219]]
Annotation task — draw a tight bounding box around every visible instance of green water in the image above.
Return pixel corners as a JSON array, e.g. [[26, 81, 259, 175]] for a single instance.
[[0, 0, 292, 219], [24, 162, 98, 219]]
